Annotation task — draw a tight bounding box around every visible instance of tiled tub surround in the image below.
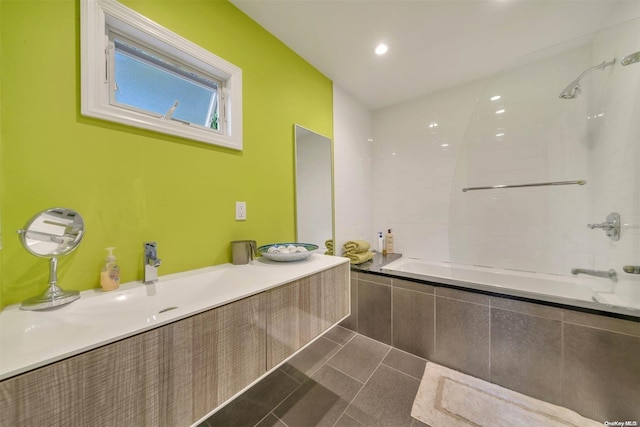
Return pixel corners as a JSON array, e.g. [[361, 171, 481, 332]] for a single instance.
[[343, 269, 640, 422], [0, 256, 349, 426]]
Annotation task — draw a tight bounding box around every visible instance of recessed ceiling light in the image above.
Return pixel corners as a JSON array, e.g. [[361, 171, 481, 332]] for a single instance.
[[495, 109, 505, 114], [441, 143, 449, 147], [496, 133, 505, 137], [375, 43, 388, 55], [428, 122, 438, 128], [490, 95, 501, 101]]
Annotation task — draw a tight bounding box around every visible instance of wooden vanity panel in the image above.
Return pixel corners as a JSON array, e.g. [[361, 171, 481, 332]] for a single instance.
[[190, 293, 266, 418], [0, 294, 265, 427], [82, 326, 170, 426], [0, 263, 346, 426], [0, 327, 166, 427], [266, 277, 312, 368], [266, 264, 349, 369], [319, 263, 350, 330], [0, 349, 88, 426]]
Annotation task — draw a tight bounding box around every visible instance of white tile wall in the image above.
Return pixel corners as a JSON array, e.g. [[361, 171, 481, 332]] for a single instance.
[[366, 18, 639, 291], [333, 85, 374, 255], [372, 79, 483, 262]]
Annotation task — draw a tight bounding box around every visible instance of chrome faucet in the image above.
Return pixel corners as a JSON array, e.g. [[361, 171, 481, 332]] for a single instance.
[[571, 268, 617, 282], [143, 242, 162, 283]]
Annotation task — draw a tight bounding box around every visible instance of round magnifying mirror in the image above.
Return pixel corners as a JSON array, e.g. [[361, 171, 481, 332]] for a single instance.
[[18, 208, 85, 310], [18, 208, 84, 257]]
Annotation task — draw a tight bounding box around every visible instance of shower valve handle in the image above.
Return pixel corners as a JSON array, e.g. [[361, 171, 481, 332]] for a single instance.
[[587, 222, 614, 230], [586, 212, 620, 241]]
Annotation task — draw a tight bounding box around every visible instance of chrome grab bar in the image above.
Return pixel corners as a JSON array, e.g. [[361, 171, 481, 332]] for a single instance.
[[462, 180, 586, 192]]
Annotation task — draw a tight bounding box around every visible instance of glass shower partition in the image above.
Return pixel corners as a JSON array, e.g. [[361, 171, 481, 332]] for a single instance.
[[448, 18, 640, 314]]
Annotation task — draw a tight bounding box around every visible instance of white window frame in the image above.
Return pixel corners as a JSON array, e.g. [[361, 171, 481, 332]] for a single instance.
[[81, 0, 243, 150]]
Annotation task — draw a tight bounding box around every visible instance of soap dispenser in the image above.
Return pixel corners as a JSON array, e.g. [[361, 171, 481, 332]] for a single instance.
[[100, 247, 121, 291]]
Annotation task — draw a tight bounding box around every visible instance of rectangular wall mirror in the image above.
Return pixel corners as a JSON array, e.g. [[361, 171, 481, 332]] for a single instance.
[[294, 125, 334, 253]]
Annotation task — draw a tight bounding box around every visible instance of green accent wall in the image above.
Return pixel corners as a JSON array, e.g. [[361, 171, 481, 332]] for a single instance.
[[0, 0, 333, 309]]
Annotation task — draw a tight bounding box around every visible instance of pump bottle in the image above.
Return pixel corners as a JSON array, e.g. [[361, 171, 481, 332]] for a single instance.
[[385, 229, 394, 254], [100, 247, 121, 291]]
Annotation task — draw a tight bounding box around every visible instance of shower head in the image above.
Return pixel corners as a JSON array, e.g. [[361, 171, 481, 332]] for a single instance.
[[559, 59, 615, 100], [559, 80, 581, 99]]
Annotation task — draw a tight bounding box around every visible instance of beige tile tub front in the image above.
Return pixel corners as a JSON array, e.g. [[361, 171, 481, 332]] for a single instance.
[[434, 296, 491, 381], [435, 286, 491, 306], [490, 295, 563, 320], [563, 309, 640, 337], [490, 308, 563, 405], [392, 287, 434, 360], [562, 323, 640, 422], [357, 280, 392, 344], [340, 273, 359, 331]]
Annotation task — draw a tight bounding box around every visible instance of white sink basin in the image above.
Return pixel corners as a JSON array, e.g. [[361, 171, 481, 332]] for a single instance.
[[0, 255, 349, 380]]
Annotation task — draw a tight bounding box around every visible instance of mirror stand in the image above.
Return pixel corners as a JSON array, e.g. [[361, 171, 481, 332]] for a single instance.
[[17, 207, 85, 311], [21, 257, 80, 310]]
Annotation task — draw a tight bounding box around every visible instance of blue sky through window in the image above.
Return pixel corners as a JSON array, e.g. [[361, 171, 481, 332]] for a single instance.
[[114, 51, 216, 127]]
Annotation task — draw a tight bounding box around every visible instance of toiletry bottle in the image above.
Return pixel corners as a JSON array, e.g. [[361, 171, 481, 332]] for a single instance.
[[378, 231, 386, 255], [385, 229, 394, 254], [100, 247, 121, 291]]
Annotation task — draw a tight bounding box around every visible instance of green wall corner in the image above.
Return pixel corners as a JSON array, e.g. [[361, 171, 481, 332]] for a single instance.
[[0, 0, 333, 308]]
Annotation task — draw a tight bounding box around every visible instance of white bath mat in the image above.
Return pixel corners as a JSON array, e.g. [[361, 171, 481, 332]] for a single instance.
[[411, 362, 601, 427]]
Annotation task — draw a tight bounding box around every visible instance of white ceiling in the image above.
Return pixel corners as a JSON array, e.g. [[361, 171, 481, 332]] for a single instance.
[[230, 0, 640, 110]]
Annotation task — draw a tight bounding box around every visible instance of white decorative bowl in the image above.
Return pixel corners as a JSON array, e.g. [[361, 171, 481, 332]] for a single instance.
[[258, 242, 318, 262]]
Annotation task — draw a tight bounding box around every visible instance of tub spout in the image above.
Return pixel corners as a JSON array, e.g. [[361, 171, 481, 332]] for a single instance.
[[571, 268, 617, 282]]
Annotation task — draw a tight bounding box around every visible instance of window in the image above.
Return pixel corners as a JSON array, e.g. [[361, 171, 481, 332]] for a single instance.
[[112, 36, 221, 130], [81, 0, 243, 149]]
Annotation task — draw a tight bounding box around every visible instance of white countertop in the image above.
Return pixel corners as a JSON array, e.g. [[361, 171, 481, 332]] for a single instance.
[[0, 254, 349, 381]]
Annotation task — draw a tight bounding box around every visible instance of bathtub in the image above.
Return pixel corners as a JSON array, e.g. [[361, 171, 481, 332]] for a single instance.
[[0, 254, 348, 381], [381, 257, 640, 317]]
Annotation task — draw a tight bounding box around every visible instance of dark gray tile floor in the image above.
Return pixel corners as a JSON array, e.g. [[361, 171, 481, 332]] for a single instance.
[[201, 326, 430, 427]]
